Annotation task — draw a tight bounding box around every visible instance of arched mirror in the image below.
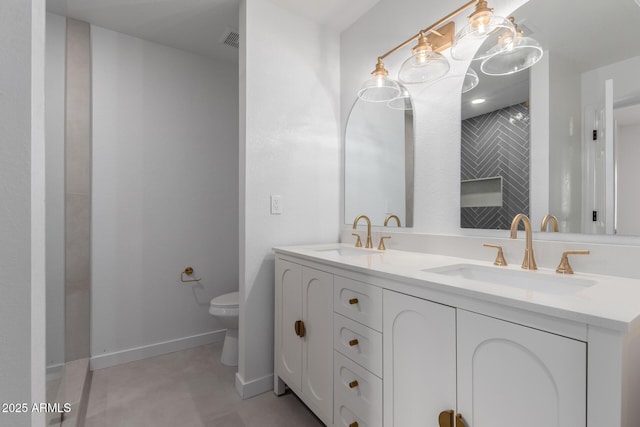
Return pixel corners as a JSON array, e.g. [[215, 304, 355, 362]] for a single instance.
[[460, 0, 640, 235], [344, 91, 414, 227]]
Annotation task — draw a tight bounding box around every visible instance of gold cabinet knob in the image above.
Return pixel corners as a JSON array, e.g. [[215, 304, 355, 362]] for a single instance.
[[349, 423, 358, 427], [294, 320, 306, 338], [438, 410, 454, 427], [348, 339, 359, 347], [349, 298, 359, 305], [348, 380, 359, 389]]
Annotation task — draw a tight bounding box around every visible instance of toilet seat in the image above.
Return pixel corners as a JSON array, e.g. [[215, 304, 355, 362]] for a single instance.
[[210, 291, 239, 308]]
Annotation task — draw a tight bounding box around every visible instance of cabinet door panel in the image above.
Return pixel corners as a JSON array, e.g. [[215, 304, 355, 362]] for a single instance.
[[383, 290, 456, 427], [302, 267, 334, 421], [275, 260, 303, 391], [457, 310, 586, 427]]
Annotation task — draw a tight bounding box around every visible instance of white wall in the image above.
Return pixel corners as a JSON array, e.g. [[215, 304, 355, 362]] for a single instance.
[[239, 0, 341, 397], [616, 123, 640, 236], [91, 26, 239, 367], [341, 0, 527, 234], [45, 12, 66, 370], [0, 0, 46, 425], [582, 56, 640, 110]]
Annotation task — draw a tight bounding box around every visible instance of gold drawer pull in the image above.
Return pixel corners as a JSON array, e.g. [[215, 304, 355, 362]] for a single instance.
[[349, 298, 359, 305], [349, 423, 358, 427], [439, 410, 454, 427], [348, 380, 359, 389], [456, 413, 467, 427], [294, 320, 306, 338], [349, 339, 359, 346]]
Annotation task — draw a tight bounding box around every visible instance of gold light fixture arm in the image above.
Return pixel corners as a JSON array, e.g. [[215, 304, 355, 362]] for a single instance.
[[377, 0, 479, 61]]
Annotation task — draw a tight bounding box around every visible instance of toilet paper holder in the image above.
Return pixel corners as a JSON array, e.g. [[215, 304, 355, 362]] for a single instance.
[[181, 267, 201, 283]]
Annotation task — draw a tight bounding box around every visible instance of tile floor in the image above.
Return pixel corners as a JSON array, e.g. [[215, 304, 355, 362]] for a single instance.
[[84, 342, 324, 427]]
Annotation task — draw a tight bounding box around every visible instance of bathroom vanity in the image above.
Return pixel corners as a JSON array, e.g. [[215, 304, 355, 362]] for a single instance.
[[273, 243, 640, 427]]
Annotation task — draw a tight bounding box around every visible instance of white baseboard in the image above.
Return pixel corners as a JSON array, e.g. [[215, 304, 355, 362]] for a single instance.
[[235, 372, 274, 399], [46, 363, 65, 378], [90, 330, 226, 370]]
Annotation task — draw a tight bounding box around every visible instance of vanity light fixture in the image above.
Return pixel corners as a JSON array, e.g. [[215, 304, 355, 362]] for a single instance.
[[357, 58, 401, 102], [398, 32, 450, 84], [450, 0, 515, 61], [387, 86, 414, 110], [357, 0, 517, 102], [480, 18, 543, 76], [461, 68, 479, 93]]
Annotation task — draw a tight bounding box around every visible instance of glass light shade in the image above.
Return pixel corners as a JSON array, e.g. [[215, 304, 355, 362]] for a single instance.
[[398, 50, 450, 84], [450, 16, 515, 61], [480, 35, 543, 76], [357, 75, 401, 102], [387, 87, 413, 110], [461, 68, 479, 93]]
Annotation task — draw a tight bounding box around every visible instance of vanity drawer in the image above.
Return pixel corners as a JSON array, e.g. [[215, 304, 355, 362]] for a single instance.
[[334, 313, 383, 377], [334, 276, 383, 332], [334, 403, 369, 427], [334, 351, 382, 427]]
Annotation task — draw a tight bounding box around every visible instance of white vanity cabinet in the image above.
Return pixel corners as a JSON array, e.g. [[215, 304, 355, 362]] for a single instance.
[[384, 289, 586, 427], [273, 246, 640, 427], [274, 259, 333, 425], [457, 309, 586, 427]]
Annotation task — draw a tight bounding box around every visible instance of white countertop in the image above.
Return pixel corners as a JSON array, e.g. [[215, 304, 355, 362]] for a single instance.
[[273, 243, 640, 332]]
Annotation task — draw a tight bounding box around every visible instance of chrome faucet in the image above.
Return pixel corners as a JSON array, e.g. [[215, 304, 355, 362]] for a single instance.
[[540, 214, 559, 232], [352, 214, 373, 249], [510, 213, 537, 270], [384, 214, 401, 227]]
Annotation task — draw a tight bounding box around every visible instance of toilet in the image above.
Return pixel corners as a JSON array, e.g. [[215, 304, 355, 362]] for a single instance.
[[209, 291, 239, 366]]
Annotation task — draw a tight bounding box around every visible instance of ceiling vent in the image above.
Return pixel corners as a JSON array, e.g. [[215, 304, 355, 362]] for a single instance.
[[221, 29, 240, 49]]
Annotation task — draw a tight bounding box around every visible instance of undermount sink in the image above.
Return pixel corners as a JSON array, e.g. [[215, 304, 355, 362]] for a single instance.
[[313, 247, 381, 256], [425, 264, 596, 295]]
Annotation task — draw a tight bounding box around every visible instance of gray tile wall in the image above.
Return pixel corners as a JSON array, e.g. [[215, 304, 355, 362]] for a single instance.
[[460, 102, 530, 230], [65, 18, 91, 362]]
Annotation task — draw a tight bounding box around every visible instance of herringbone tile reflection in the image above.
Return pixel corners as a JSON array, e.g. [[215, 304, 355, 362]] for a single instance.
[[461, 103, 530, 230]]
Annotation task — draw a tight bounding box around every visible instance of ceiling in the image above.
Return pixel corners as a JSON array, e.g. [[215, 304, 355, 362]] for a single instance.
[[46, 0, 381, 64]]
